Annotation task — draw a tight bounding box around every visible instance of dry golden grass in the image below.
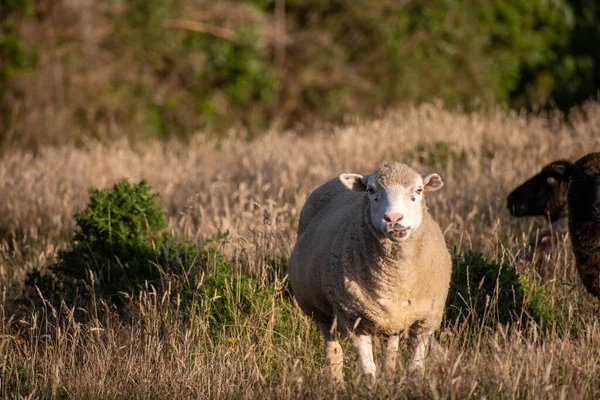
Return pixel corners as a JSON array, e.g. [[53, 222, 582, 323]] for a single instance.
[[2, 102, 600, 398]]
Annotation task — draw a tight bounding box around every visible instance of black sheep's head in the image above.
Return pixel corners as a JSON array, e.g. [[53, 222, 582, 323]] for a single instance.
[[507, 160, 572, 222]]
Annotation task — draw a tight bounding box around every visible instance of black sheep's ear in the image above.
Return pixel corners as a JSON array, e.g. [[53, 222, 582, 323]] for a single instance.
[[550, 161, 574, 180]]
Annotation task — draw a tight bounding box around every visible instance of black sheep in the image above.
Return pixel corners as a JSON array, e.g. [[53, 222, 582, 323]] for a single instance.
[[554, 153, 600, 297]]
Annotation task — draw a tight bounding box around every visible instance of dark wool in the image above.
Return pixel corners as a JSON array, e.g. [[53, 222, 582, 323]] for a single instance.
[[568, 152, 600, 297]]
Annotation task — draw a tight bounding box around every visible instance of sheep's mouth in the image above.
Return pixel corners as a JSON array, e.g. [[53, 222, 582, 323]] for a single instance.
[[388, 227, 411, 240], [507, 203, 534, 218], [508, 205, 525, 217]]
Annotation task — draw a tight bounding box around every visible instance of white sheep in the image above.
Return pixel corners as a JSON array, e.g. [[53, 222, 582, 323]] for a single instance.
[[289, 162, 451, 385]]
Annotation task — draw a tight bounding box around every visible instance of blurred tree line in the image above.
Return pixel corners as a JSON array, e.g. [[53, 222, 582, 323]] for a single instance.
[[0, 0, 598, 148]]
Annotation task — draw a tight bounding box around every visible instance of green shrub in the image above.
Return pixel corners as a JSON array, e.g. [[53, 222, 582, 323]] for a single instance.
[[25, 179, 200, 307], [518, 274, 560, 325], [445, 251, 557, 328], [194, 247, 256, 336], [190, 244, 296, 341]]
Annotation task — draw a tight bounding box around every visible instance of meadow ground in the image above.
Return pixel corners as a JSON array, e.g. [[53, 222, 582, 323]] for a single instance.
[[2, 102, 600, 399]]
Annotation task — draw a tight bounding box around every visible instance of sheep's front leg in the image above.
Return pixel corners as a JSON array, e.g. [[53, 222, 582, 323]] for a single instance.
[[407, 330, 432, 374], [318, 322, 344, 387], [382, 334, 400, 376], [352, 334, 376, 377]]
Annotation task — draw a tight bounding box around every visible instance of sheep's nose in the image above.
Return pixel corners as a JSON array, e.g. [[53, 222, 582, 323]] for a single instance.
[[384, 212, 404, 223]]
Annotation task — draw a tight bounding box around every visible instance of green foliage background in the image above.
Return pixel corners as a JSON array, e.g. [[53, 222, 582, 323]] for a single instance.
[[0, 0, 39, 138], [1, 0, 599, 146]]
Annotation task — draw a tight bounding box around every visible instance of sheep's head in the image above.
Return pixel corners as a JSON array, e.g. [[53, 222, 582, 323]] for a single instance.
[[506, 160, 571, 222], [340, 162, 443, 242]]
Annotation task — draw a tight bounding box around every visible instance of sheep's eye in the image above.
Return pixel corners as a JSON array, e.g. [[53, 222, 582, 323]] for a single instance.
[[367, 187, 375, 195], [416, 188, 423, 195]]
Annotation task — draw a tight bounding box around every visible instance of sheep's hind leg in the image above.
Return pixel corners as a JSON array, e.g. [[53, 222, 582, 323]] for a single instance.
[[382, 334, 400, 377], [407, 330, 432, 375], [352, 333, 377, 379], [318, 321, 345, 387]]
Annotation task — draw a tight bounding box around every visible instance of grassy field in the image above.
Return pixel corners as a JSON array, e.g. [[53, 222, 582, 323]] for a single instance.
[[2, 102, 600, 399]]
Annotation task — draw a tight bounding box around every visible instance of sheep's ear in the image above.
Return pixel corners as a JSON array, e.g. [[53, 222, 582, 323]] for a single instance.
[[340, 173, 367, 192], [423, 173, 443, 191], [550, 161, 573, 180]]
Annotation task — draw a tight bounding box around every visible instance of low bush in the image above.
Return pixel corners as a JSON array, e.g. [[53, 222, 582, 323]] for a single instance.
[[193, 258, 297, 341], [446, 251, 558, 329], [25, 179, 200, 308]]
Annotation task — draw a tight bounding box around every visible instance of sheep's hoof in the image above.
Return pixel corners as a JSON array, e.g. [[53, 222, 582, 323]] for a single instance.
[[407, 363, 425, 377], [327, 372, 346, 391], [330, 378, 346, 393], [363, 373, 377, 387]]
